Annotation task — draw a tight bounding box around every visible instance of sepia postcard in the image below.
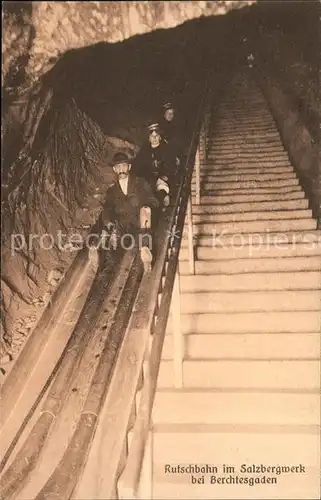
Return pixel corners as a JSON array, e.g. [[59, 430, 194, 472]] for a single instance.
[[1, 1, 320, 499]]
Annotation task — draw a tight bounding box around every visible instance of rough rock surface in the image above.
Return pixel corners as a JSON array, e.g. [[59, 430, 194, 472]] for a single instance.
[[3, 1, 255, 97]]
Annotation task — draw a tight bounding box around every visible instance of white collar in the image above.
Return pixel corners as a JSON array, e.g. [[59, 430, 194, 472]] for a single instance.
[[118, 176, 129, 195]]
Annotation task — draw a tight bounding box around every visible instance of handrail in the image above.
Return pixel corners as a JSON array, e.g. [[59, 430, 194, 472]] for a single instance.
[[72, 77, 213, 500], [117, 87, 212, 499]]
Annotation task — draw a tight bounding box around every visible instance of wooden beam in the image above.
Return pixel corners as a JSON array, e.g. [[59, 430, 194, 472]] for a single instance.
[[172, 271, 183, 389], [195, 145, 201, 205], [187, 195, 195, 275]]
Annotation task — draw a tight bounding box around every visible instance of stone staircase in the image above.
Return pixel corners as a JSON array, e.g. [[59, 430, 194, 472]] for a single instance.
[[152, 74, 321, 499]]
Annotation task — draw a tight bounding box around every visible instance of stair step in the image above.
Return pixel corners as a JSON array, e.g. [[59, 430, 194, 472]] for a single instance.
[[166, 311, 320, 334], [214, 125, 277, 132], [193, 167, 295, 177], [179, 291, 320, 314], [204, 159, 291, 168], [210, 131, 282, 137], [209, 143, 285, 151], [181, 230, 320, 247], [208, 146, 285, 154], [211, 121, 278, 126], [210, 128, 280, 135], [157, 360, 320, 390], [153, 390, 320, 426], [220, 111, 273, 116], [210, 134, 281, 142], [209, 128, 280, 136], [179, 271, 321, 292], [208, 146, 285, 155], [192, 187, 303, 197], [211, 133, 282, 143], [152, 431, 320, 500], [191, 191, 305, 204], [189, 199, 309, 213], [195, 175, 298, 186], [209, 137, 283, 144], [207, 153, 289, 162], [183, 218, 317, 236], [162, 332, 320, 360], [194, 188, 304, 198], [216, 102, 268, 107], [186, 209, 312, 224], [180, 237, 321, 259], [191, 179, 299, 190], [192, 181, 301, 190], [192, 171, 296, 180], [178, 256, 321, 274], [219, 113, 273, 118], [214, 129, 278, 136], [209, 142, 284, 151]]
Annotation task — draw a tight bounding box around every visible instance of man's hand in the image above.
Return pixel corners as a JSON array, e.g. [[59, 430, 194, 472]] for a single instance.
[[140, 206, 152, 229], [163, 195, 170, 207], [156, 177, 170, 194]]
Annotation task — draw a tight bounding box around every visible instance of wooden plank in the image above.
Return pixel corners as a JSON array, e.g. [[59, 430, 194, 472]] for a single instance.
[[186, 195, 195, 274], [0, 251, 136, 500], [194, 146, 201, 205], [35, 250, 140, 500], [0, 248, 92, 427]]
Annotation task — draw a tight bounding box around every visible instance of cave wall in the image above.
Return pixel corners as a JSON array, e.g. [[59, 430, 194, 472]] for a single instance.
[[2, 2, 251, 356], [3, 1, 255, 97], [257, 69, 320, 224]]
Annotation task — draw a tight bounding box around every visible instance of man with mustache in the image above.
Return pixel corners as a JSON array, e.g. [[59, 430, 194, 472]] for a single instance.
[[100, 152, 159, 271]]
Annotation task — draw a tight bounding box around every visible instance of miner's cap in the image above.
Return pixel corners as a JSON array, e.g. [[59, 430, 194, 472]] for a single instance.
[[164, 102, 174, 110], [148, 122, 161, 133]]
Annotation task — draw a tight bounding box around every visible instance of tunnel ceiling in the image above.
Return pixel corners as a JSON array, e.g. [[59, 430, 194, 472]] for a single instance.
[[3, 0, 255, 96]]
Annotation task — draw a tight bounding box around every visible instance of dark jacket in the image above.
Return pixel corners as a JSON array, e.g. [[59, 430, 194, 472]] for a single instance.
[[132, 140, 177, 188], [159, 118, 185, 161], [100, 174, 159, 233]]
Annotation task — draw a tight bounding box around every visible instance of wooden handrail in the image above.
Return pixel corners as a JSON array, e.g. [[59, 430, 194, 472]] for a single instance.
[[35, 250, 142, 500], [118, 159, 202, 498], [81, 78, 213, 500]]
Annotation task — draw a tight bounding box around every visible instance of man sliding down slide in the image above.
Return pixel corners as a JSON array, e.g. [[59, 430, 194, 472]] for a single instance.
[[99, 152, 159, 272]]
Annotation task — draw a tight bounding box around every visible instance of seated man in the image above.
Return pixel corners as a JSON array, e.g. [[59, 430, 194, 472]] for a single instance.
[[132, 122, 178, 209], [100, 152, 159, 271], [160, 102, 185, 167]]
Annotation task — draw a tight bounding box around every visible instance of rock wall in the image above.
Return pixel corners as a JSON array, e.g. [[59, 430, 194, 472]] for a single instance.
[[3, 1, 255, 97], [256, 68, 320, 226]]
